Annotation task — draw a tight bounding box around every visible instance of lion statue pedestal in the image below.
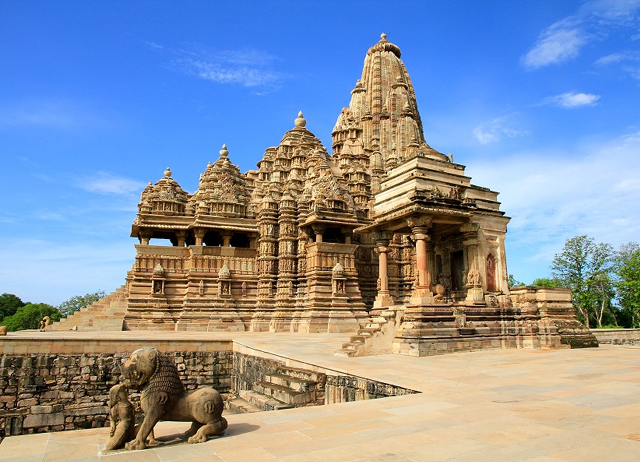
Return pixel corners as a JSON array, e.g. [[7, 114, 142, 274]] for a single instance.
[[119, 347, 227, 451]]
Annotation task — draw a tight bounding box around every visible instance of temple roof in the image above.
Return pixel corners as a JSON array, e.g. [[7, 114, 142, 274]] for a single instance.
[[190, 144, 250, 218], [251, 112, 358, 222], [333, 33, 448, 166], [138, 167, 190, 216]]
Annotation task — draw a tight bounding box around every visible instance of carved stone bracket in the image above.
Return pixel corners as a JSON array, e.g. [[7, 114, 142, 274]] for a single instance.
[[406, 216, 432, 230]]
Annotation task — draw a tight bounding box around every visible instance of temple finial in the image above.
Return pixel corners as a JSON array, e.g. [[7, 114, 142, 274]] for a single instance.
[[294, 111, 306, 128]]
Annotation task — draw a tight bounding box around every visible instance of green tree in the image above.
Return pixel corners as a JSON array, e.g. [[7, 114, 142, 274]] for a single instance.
[[531, 277, 565, 288], [508, 274, 525, 288], [0, 293, 26, 321], [1, 303, 61, 332], [57, 290, 105, 316], [613, 242, 640, 327], [551, 235, 614, 328]]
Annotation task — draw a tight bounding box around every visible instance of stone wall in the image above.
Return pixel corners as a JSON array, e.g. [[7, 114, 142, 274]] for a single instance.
[[0, 350, 232, 439], [0, 335, 418, 441], [324, 375, 417, 404], [233, 351, 417, 406], [591, 328, 640, 345]]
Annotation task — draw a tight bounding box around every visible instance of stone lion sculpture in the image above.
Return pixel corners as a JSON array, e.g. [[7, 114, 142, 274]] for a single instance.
[[120, 347, 227, 450]]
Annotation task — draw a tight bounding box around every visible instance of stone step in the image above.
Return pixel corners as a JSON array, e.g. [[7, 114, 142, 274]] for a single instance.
[[265, 373, 317, 393], [226, 397, 262, 414], [275, 366, 323, 383], [254, 381, 314, 406], [238, 389, 294, 411], [334, 349, 355, 357], [357, 328, 377, 336], [341, 342, 360, 350], [48, 285, 129, 331]]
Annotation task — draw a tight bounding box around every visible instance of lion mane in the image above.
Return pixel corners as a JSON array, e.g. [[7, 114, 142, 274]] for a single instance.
[[141, 353, 184, 400]]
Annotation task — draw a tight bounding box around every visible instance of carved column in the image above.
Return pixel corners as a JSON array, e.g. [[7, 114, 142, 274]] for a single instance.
[[461, 222, 484, 303], [175, 231, 186, 248], [221, 232, 232, 248], [461, 223, 480, 278], [374, 238, 394, 308], [312, 224, 325, 243], [408, 217, 434, 305], [194, 229, 206, 246], [139, 230, 152, 246]]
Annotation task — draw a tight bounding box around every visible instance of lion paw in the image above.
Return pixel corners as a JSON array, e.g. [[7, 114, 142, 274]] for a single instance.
[[125, 439, 146, 451], [187, 435, 206, 444]]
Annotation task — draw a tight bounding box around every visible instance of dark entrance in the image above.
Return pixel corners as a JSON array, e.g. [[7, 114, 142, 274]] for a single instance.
[[451, 250, 465, 291]]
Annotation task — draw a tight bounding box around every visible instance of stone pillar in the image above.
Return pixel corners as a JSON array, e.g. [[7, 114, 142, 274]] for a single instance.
[[139, 230, 151, 246], [461, 223, 484, 303], [408, 217, 434, 305], [194, 229, 206, 246], [175, 231, 186, 248], [374, 238, 394, 308], [414, 231, 430, 287], [221, 232, 232, 248], [312, 224, 325, 243]]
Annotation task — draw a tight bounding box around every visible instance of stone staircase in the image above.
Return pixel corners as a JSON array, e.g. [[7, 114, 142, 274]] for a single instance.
[[47, 285, 128, 331], [337, 307, 403, 357], [234, 366, 325, 412]]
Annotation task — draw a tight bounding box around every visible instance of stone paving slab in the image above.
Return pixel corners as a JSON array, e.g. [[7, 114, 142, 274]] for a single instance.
[[1, 332, 640, 461]]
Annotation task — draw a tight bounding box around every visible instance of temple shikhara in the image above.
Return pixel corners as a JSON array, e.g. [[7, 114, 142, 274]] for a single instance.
[[50, 34, 596, 355]]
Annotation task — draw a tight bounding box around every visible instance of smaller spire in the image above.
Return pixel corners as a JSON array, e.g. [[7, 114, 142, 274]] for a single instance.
[[220, 144, 229, 157], [294, 111, 306, 128], [164, 167, 172, 178], [381, 33, 387, 41]]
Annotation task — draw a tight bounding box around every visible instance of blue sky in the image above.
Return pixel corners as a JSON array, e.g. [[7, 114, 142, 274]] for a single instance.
[[2, 0, 639, 305]]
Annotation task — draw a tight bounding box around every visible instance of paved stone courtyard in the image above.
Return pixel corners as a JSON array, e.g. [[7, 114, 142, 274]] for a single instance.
[[1, 332, 639, 461]]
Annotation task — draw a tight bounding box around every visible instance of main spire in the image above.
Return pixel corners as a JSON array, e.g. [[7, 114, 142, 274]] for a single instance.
[[332, 33, 447, 170]]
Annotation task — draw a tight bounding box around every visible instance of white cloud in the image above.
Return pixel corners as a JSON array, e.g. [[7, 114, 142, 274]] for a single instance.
[[542, 91, 601, 108], [149, 42, 287, 90], [522, 0, 640, 69], [596, 51, 640, 79], [74, 172, 146, 196], [472, 116, 529, 144], [469, 130, 640, 280], [522, 21, 587, 69], [184, 59, 282, 87]]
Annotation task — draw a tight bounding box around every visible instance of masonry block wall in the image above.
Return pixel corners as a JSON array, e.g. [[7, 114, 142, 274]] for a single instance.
[[0, 351, 233, 438]]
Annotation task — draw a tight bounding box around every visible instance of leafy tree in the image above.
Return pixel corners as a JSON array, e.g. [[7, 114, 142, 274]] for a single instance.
[[0, 293, 26, 321], [57, 290, 106, 316], [551, 235, 614, 328], [1, 303, 61, 332], [531, 277, 565, 288], [613, 242, 640, 328], [508, 274, 525, 288]]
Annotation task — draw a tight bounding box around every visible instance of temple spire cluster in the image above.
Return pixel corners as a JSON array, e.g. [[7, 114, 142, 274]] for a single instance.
[[50, 34, 597, 356]]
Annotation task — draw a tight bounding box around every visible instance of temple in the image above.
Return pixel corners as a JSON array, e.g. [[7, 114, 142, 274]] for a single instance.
[[49, 34, 597, 355]]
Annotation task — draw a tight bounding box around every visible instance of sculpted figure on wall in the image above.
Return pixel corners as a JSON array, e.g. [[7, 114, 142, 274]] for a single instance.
[[105, 384, 137, 450], [120, 347, 227, 450], [467, 268, 481, 287]]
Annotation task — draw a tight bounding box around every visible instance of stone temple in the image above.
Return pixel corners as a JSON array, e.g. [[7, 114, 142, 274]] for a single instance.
[[49, 34, 596, 355]]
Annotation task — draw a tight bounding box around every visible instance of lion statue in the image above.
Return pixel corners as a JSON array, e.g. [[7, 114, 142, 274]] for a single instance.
[[120, 347, 227, 450]]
